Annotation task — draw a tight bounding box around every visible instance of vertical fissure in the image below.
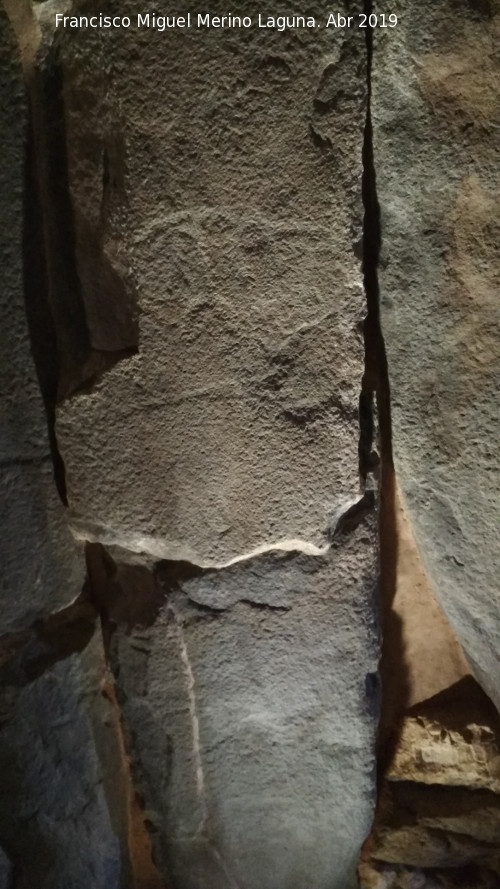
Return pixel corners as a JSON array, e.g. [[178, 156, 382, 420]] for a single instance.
[[2, 1, 72, 505], [360, 0, 393, 485], [358, 1, 400, 875], [23, 79, 69, 504], [360, 0, 399, 761], [359, 0, 400, 808], [85, 544, 167, 889], [359, 17, 500, 885]]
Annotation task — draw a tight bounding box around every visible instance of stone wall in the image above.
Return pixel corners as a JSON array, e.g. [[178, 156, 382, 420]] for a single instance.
[[0, 2, 499, 887]]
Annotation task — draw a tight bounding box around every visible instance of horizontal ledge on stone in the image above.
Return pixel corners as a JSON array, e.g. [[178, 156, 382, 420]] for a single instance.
[[70, 491, 374, 570]]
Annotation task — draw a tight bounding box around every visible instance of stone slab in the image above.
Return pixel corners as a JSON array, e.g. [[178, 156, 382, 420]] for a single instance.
[[55, 0, 369, 565], [372, 0, 500, 708], [108, 521, 379, 889]]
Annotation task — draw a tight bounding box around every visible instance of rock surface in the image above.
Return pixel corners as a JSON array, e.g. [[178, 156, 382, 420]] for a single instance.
[[0, 6, 83, 632], [361, 679, 500, 885], [0, 649, 121, 889], [360, 4, 500, 884], [2, 0, 499, 884], [387, 679, 500, 793], [47, 4, 382, 885], [55, 0, 369, 566], [372, 0, 500, 709], [91, 520, 379, 889], [0, 847, 12, 889], [0, 11, 123, 886]]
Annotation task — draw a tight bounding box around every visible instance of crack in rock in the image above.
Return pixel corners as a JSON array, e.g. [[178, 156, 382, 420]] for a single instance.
[[70, 488, 375, 573], [0, 593, 97, 684]]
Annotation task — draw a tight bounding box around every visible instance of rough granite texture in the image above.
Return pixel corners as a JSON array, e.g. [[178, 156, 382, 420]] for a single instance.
[[55, 0, 369, 565], [45, 5, 384, 884], [0, 651, 121, 889], [372, 0, 500, 708], [0, 7, 83, 631], [4, 0, 499, 884], [103, 522, 379, 889], [0, 12, 122, 887]]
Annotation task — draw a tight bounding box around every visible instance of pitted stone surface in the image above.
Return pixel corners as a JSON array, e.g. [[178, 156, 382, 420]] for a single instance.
[[1, 2, 390, 883], [50, 11, 383, 883], [0, 652, 121, 889], [372, 0, 500, 708], [0, 8, 83, 630], [108, 521, 379, 889], [1, 12, 122, 887], [55, 0, 368, 565]]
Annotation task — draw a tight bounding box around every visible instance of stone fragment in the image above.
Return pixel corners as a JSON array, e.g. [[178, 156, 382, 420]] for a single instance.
[[0, 847, 12, 889], [44, 5, 382, 883], [0, 6, 83, 632], [0, 650, 121, 889], [361, 679, 500, 885], [55, 0, 369, 566], [387, 679, 500, 793], [94, 520, 379, 889], [3, 0, 387, 882], [372, 0, 500, 707], [372, 782, 500, 869]]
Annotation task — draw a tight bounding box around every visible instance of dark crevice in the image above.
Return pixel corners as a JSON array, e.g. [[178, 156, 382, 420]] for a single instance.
[[26, 57, 93, 398], [85, 544, 166, 659], [359, 0, 393, 486], [358, 0, 403, 862], [21, 42, 139, 504], [328, 489, 376, 540], [239, 599, 291, 613], [0, 591, 97, 685], [359, 0, 392, 492], [308, 121, 333, 153], [21, 54, 92, 505], [359, 19, 500, 882], [360, 0, 401, 766], [23, 94, 68, 503]]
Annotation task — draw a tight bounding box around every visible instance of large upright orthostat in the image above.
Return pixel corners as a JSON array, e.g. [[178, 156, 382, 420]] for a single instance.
[[0, 10, 121, 888], [3, 0, 500, 885], [372, 0, 500, 709], [52, 2, 379, 887]]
